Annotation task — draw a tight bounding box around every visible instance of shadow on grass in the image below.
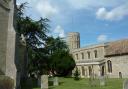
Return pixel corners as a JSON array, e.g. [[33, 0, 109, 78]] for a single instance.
[[21, 77, 65, 89], [21, 78, 39, 89]]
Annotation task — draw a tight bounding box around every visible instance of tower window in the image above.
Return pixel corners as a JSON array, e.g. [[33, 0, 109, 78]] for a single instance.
[[81, 53, 84, 59], [94, 50, 98, 58], [76, 54, 78, 60], [87, 51, 91, 59]]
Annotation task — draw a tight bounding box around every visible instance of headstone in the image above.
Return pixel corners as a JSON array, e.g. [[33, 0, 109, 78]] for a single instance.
[[53, 77, 58, 86], [123, 79, 128, 89], [99, 76, 105, 86], [41, 75, 48, 89], [38, 77, 41, 87]]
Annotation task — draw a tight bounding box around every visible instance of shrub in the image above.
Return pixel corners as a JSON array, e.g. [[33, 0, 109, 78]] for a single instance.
[[0, 75, 14, 89], [74, 68, 80, 80]]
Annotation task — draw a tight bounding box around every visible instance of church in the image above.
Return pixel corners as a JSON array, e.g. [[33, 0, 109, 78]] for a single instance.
[[67, 32, 128, 78]]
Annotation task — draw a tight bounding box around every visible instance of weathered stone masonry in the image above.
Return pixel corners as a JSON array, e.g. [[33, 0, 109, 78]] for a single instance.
[[67, 32, 128, 78]]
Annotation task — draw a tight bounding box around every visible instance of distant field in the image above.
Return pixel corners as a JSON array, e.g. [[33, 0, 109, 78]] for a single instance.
[[23, 77, 125, 89]]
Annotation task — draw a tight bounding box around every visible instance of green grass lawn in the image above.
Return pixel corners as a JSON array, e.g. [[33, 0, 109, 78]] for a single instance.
[[23, 77, 125, 89]]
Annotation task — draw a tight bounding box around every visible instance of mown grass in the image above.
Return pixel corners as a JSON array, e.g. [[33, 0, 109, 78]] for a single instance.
[[22, 77, 125, 89]]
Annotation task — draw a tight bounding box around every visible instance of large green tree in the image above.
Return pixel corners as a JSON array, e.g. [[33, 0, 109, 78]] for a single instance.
[[16, 3, 50, 78], [16, 3, 75, 77], [16, 3, 49, 48], [50, 50, 75, 76], [45, 37, 76, 76]]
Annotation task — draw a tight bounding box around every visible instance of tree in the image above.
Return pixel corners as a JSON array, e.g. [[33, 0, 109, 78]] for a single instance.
[[50, 50, 76, 76], [74, 68, 80, 80], [45, 37, 68, 54], [16, 3, 49, 48], [44, 37, 76, 76], [16, 3, 50, 78], [16, 3, 75, 78]]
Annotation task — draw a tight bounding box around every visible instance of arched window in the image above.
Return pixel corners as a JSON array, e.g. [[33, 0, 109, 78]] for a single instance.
[[87, 51, 91, 59], [107, 60, 112, 73], [82, 66, 85, 76], [88, 66, 92, 76], [101, 66, 105, 76], [81, 53, 84, 59], [94, 50, 98, 58]]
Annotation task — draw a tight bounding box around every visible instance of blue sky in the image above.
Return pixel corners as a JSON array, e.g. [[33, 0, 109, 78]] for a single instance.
[[17, 0, 128, 47]]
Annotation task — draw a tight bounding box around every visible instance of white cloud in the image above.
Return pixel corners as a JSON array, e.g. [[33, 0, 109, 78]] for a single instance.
[[68, 0, 127, 9], [36, 0, 59, 18], [97, 35, 107, 42], [17, 0, 59, 18], [54, 25, 65, 38], [96, 3, 128, 21]]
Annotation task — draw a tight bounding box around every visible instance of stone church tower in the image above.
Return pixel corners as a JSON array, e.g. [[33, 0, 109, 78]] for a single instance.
[[67, 32, 80, 50]]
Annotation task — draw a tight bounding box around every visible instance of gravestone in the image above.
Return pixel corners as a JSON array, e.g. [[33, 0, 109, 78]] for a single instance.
[[41, 75, 48, 89], [89, 74, 98, 87], [99, 76, 105, 86], [123, 79, 128, 89], [38, 77, 41, 87], [0, 0, 16, 86], [53, 77, 58, 86]]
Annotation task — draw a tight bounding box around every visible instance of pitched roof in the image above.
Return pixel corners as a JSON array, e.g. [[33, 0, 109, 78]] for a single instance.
[[105, 39, 128, 56]]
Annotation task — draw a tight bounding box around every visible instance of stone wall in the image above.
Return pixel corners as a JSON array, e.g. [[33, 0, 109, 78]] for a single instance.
[[72, 44, 105, 61], [77, 64, 106, 78], [106, 55, 128, 78]]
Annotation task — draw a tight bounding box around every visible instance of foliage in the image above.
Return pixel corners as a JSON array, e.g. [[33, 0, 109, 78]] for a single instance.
[[0, 76, 14, 89], [16, 3, 75, 78], [44, 37, 75, 76], [50, 50, 76, 76], [16, 3, 49, 48], [16, 3, 50, 77], [28, 47, 50, 77], [74, 68, 80, 80], [45, 37, 68, 55]]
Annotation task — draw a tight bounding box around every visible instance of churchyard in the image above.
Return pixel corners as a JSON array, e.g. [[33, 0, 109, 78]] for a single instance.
[[0, 0, 128, 89], [22, 77, 125, 89]]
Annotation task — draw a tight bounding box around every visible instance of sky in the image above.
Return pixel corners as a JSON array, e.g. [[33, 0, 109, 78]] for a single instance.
[[17, 0, 128, 47]]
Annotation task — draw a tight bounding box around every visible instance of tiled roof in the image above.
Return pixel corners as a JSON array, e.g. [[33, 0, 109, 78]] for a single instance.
[[105, 39, 128, 56]]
